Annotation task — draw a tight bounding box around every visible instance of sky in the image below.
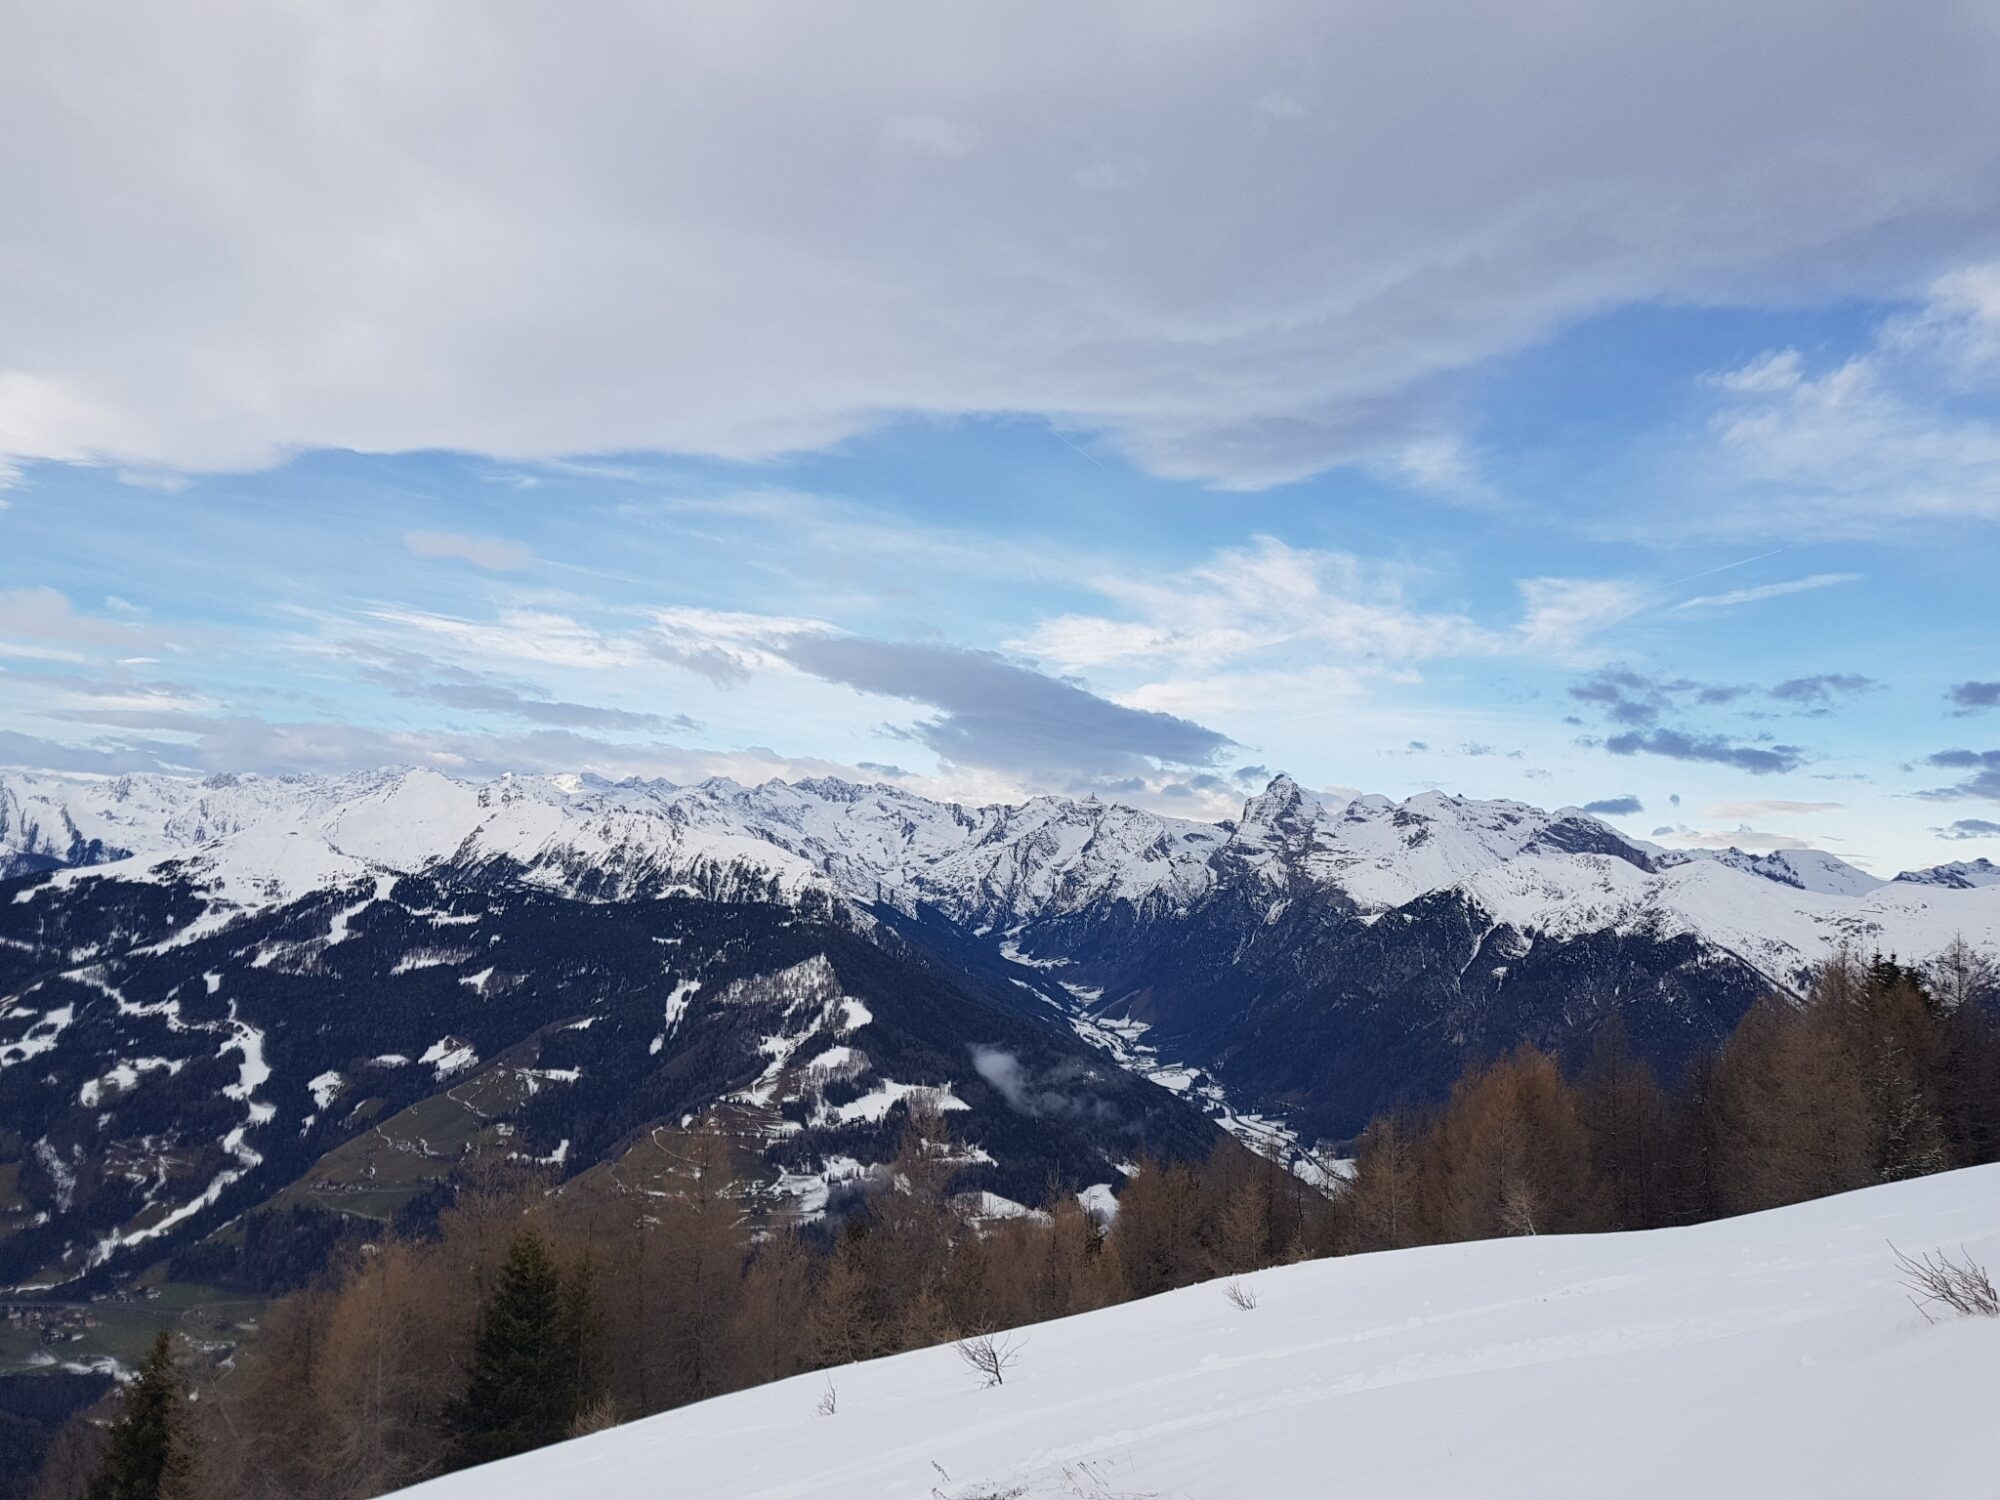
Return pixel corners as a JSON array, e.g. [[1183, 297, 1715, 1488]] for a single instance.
[[3, 2, 2000, 875]]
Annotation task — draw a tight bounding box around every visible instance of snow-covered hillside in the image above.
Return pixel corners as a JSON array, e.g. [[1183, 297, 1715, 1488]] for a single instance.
[[1655, 844, 1886, 896], [1897, 856, 2000, 890], [389, 1166, 2000, 1500]]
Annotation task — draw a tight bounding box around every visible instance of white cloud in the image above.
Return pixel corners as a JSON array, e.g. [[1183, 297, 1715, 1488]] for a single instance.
[[404, 530, 539, 571], [1514, 577, 1649, 653], [4, 6, 2000, 487], [1117, 664, 1374, 720], [1013, 541, 1641, 727], [350, 599, 834, 690], [1375, 436, 1496, 504], [1706, 263, 2000, 529], [0, 588, 153, 651], [1675, 572, 1861, 610], [1880, 263, 2000, 382], [1702, 799, 1843, 818], [1015, 538, 1498, 675], [366, 606, 647, 671], [648, 605, 831, 684], [1665, 824, 1817, 852]]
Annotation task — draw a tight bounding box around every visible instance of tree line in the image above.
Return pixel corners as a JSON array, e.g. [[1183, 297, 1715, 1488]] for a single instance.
[[34, 942, 2000, 1500]]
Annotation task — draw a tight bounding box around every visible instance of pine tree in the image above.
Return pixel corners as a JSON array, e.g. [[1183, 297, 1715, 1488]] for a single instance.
[[447, 1229, 582, 1469], [84, 1330, 184, 1500]]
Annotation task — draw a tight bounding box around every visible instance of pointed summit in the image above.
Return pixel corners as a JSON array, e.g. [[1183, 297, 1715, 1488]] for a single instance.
[[1226, 773, 1332, 869]]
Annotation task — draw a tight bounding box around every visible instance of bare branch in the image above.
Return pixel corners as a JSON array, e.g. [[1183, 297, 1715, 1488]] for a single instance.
[[955, 1332, 1025, 1388], [1892, 1242, 1999, 1319]]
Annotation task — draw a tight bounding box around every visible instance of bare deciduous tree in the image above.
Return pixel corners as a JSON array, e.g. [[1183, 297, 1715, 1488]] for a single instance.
[[955, 1332, 1024, 1387]]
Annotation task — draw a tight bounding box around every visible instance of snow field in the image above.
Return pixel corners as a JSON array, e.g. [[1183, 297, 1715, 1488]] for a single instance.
[[391, 1165, 2000, 1500]]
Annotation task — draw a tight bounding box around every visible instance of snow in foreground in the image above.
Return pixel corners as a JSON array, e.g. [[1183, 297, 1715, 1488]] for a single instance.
[[394, 1167, 2000, 1500]]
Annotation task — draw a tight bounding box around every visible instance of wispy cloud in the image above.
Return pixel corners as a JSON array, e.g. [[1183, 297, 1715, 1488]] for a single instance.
[[404, 531, 539, 572], [1704, 798, 1841, 818], [1015, 538, 1496, 674], [340, 644, 696, 734], [1675, 572, 1860, 610], [1515, 578, 1650, 653], [1705, 266, 2000, 531], [1663, 823, 1815, 852], [1014, 540, 1639, 699]]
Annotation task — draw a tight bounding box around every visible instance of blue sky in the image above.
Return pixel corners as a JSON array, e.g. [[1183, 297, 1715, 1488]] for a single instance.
[[3, 4, 2000, 873]]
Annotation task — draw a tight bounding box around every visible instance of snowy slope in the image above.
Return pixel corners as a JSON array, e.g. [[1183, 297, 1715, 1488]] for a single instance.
[[1897, 857, 2000, 890], [389, 1166, 2000, 1500], [1216, 777, 1647, 907], [1656, 845, 1886, 896], [0, 769, 397, 878], [715, 778, 1227, 923], [1457, 851, 2000, 984]]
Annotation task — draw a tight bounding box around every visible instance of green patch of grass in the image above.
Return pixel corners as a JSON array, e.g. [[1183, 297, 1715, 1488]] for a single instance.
[[271, 1072, 538, 1221]]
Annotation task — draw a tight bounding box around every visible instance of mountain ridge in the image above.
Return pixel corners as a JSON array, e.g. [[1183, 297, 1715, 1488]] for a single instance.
[[7, 767, 1994, 992], [6, 765, 1999, 1290]]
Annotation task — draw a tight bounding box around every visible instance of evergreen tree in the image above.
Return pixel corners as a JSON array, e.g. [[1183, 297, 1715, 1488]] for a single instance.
[[83, 1331, 184, 1500], [447, 1229, 585, 1469]]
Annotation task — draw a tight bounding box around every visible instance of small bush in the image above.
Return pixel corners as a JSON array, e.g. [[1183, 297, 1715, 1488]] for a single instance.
[[1892, 1243, 1999, 1320], [568, 1393, 620, 1438]]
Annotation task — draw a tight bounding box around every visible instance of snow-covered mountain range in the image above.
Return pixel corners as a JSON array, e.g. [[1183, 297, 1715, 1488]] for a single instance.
[[6, 767, 1995, 978], [4, 766, 1997, 1291]]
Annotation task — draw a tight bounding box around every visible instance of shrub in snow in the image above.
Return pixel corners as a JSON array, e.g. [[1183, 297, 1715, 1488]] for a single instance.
[[1893, 1243, 1999, 1320], [955, 1332, 1024, 1388]]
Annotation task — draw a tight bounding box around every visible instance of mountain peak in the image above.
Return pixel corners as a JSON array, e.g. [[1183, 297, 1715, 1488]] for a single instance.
[[1654, 845, 1883, 897], [1894, 856, 2000, 889]]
